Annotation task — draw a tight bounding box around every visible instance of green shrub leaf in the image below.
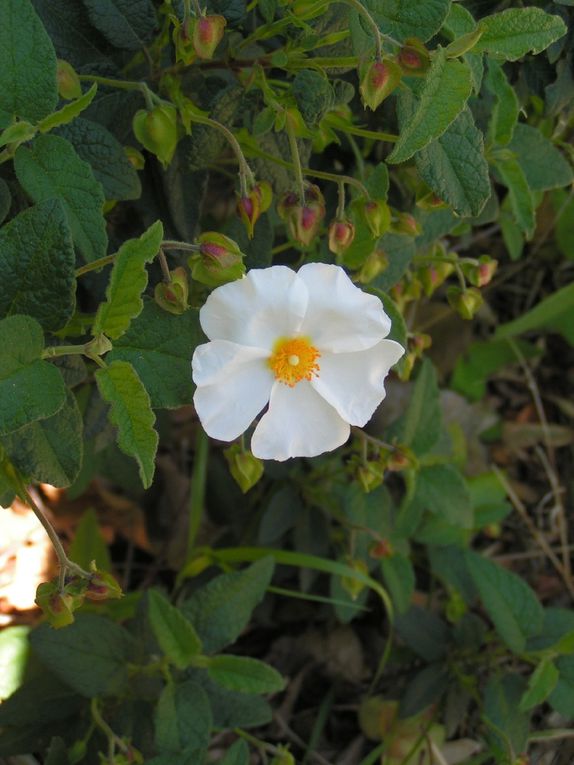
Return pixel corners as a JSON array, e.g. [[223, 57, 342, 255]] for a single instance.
[[154, 681, 211, 754], [389, 49, 473, 164], [386, 358, 441, 455], [0, 0, 58, 122], [148, 590, 202, 669], [519, 659, 559, 711], [14, 134, 107, 263], [93, 221, 163, 340], [485, 60, 519, 146], [0, 200, 75, 332], [494, 154, 535, 239], [82, 0, 158, 51], [495, 282, 574, 346], [206, 655, 285, 695], [95, 360, 158, 488], [38, 83, 98, 133], [507, 123, 574, 191], [0, 315, 66, 436], [353, 0, 451, 44], [69, 508, 112, 572], [465, 550, 543, 652], [474, 8, 567, 61]]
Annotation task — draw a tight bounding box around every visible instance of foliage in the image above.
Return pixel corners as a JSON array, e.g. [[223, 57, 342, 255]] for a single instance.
[[0, 0, 573, 762]]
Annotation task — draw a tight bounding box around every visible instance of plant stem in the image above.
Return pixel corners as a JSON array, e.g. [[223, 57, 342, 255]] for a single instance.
[[162, 239, 201, 252], [77, 75, 159, 108], [91, 699, 129, 756], [285, 116, 306, 203], [75, 254, 116, 277], [158, 248, 171, 283], [190, 114, 255, 195], [186, 428, 210, 561], [336, 181, 346, 219], [338, 0, 383, 60]]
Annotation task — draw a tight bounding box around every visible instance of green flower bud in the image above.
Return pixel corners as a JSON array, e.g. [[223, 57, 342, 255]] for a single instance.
[[359, 59, 402, 111], [85, 567, 123, 602], [356, 249, 389, 283], [132, 104, 179, 168], [57, 60, 82, 100], [35, 579, 86, 629], [358, 697, 398, 741], [358, 198, 391, 238], [357, 461, 384, 493], [391, 212, 421, 236], [270, 747, 296, 765], [446, 285, 484, 320], [396, 38, 431, 75], [172, 18, 196, 65], [154, 267, 189, 315], [124, 145, 145, 170], [341, 557, 369, 601], [224, 444, 264, 493], [191, 232, 245, 287]]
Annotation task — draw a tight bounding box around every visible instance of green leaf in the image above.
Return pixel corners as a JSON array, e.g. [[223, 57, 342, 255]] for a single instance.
[[2, 389, 83, 488], [108, 299, 201, 409], [206, 655, 285, 695], [474, 8, 567, 61], [0, 200, 76, 332], [181, 557, 275, 653], [386, 358, 441, 456], [485, 60, 519, 146], [507, 124, 574, 191], [14, 134, 107, 263], [395, 606, 449, 662], [69, 508, 112, 572], [519, 659, 559, 711], [95, 360, 158, 489], [415, 107, 490, 217], [82, 0, 158, 51], [147, 590, 202, 669], [219, 739, 250, 765], [0, 315, 66, 436], [0, 178, 11, 226], [56, 117, 141, 201], [0, 0, 58, 121], [155, 680, 211, 754], [365, 162, 390, 201], [527, 607, 574, 653], [0, 626, 29, 701], [484, 675, 530, 758], [495, 282, 574, 346], [92, 221, 163, 339], [554, 190, 574, 260], [292, 70, 334, 127], [29, 614, 133, 697], [381, 553, 415, 615], [352, 0, 451, 44], [45, 738, 68, 765], [38, 84, 98, 133], [372, 234, 416, 291], [415, 465, 473, 528], [194, 672, 272, 730], [465, 550, 543, 652], [388, 49, 473, 164], [494, 153, 535, 239], [400, 663, 449, 717], [549, 656, 574, 717]]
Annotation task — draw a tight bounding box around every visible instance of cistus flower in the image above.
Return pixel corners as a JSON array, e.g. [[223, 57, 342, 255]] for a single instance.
[[192, 264, 404, 461]]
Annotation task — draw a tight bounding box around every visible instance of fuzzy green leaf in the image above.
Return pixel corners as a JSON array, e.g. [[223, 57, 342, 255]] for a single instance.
[[386, 358, 441, 455], [494, 154, 535, 239], [0, 200, 76, 332], [95, 360, 158, 488], [108, 299, 201, 408], [416, 107, 490, 217], [0, 0, 58, 121], [93, 221, 163, 340], [474, 8, 567, 61], [465, 550, 543, 653], [2, 390, 83, 487], [508, 124, 574, 191], [485, 60, 519, 146], [14, 134, 107, 263], [206, 655, 285, 695], [353, 0, 451, 44], [415, 465, 473, 528], [155, 681, 211, 754], [56, 117, 141, 201], [519, 659, 559, 711], [0, 315, 66, 436], [69, 507, 112, 572], [81, 0, 158, 51], [389, 49, 473, 164], [495, 282, 574, 346], [38, 84, 97, 133], [148, 590, 202, 669]]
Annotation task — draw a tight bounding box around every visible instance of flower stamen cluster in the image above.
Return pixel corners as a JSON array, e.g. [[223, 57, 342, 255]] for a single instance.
[[268, 337, 320, 387]]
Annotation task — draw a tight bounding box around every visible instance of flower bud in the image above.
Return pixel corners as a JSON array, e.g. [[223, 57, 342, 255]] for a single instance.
[[369, 539, 394, 559], [154, 267, 189, 315], [397, 38, 431, 75], [359, 199, 391, 238], [57, 60, 82, 100], [85, 567, 123, 601], [270, 747, 296, 765], [418, 261, 454, 296], [357, 249, 389, 283], [397, 351, 416, 381], [391, 212, 421, 237], [341, 557, 369, 601], [465, 255, 498, 287], [386, 447, 415, 471], [359, 59, 402, 111], [224, 444, 264, 494], [357, 461, 384, 493], [68, 740, 88, 764], [410, 333, 432, 356], [173, 19, 196, 65], [279, 185, 325, 247], [328, 219, 355, 256], [416, 190, 447, 210], [35, 579, 86, 629], [192, 232, 245, 286], [192, 15, 226, 60], [124, 146, 145, 170], [237, 181, 272, 239], [132, 104, 179, 168], [446, 286, 484, 320]]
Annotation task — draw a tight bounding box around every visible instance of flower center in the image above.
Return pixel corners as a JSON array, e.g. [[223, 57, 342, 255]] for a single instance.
[[268, 337, 320, 387]]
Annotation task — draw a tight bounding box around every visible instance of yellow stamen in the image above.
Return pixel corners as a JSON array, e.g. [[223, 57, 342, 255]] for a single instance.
[[268, 337, 320, 387]]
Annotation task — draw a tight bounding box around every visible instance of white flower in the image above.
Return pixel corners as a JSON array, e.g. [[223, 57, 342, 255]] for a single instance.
[[192, 264, 404, 461]]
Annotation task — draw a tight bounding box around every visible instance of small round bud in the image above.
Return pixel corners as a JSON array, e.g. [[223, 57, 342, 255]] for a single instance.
[[328, 219, 355, 256], [359, 59, 402, 111], [57, 60, 82, 100], [132, 104, 179, 168], [192, 15, 226, 60]]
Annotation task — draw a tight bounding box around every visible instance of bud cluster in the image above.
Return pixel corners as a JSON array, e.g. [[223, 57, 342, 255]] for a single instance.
[[278, 184, 326, 246]]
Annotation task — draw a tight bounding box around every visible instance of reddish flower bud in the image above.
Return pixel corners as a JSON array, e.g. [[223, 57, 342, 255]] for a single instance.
[[465, 255, 498, 287], [359, 199, 391, 238], [369, 539, 394, 559], [85, 569, 123, 601], [192, 232, 245, 286], [397, 38, 431, 75], [446, 286, 484, 320], [359, 59, 402, 111], [154, 266, 189, 315], [132, 104, 179, 168], [237, 181, 272, 239], [328, 219, 355, 255], [279, 185, 325, 247], [192, 15, 226, 60], [391, 212, 421, 237]]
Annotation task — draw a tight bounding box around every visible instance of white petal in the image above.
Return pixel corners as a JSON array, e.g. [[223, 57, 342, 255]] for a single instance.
[[251, 381, 350, 461], [199, 266, 308, 349], [297, 263, 391, 352], [192, 340, 273, 441], [311, 339, 405, 427]]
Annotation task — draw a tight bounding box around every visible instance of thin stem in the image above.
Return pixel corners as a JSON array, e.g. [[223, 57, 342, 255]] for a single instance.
[[285, 115, 306, 203], [190, 114, 255, 194], [91, 699, 129, 756], [338, 0, 383, 60], [75, 254, 115, 277], [351, 427, 396, 452], [162, 239, 201, 252], [42, 343, 90, 359], [336, 181, 346, 219], [77, 75, 158, 108], [21, 485, 91, 581], [186, 428, 210, 561], [158, 248, 171, 283]]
